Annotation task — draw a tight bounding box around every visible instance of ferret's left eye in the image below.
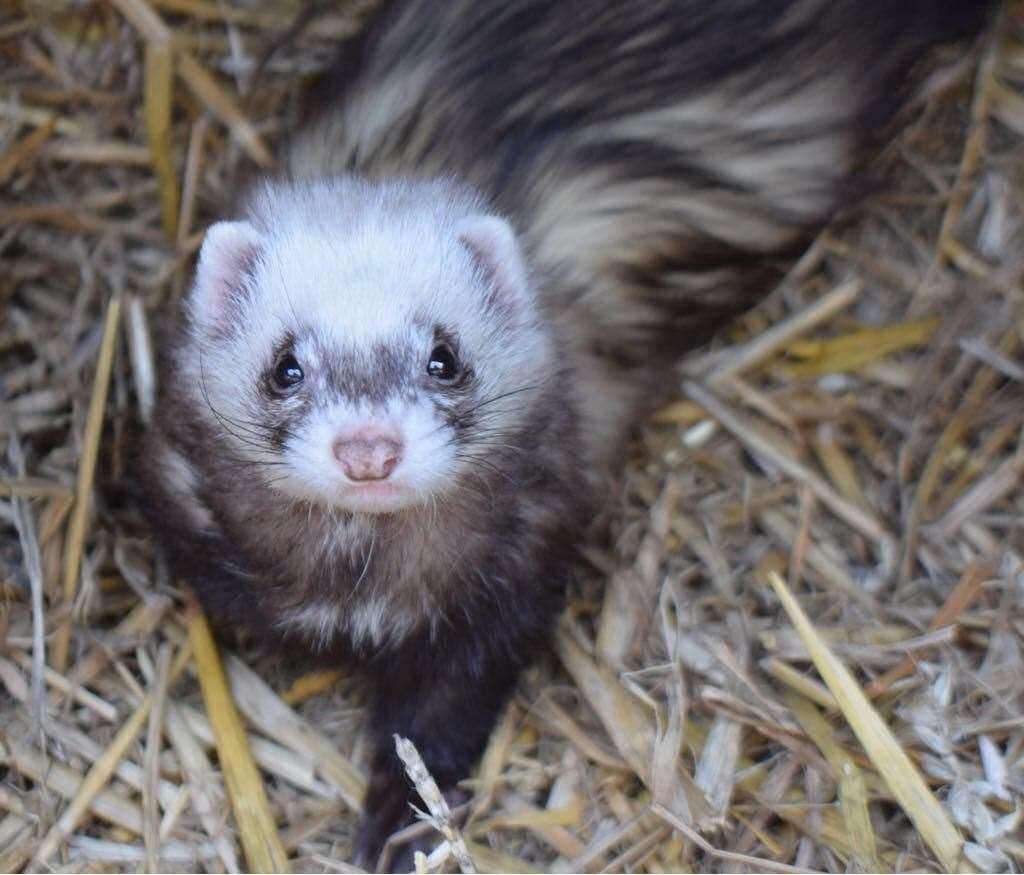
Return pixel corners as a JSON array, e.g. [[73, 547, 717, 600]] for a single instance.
[[427, 345, 459, 381], [273, 354, 304, 389]]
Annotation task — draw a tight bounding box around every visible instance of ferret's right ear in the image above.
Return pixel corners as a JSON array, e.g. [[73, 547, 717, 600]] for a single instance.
[[189, 221, 264, 330]]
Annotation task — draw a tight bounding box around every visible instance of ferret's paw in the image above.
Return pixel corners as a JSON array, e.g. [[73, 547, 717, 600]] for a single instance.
[[355, 785, 471, 873], [352, 779, 412, 873]]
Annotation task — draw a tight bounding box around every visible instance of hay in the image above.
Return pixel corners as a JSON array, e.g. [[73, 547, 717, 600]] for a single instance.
[[1, 0, 1022, 872]]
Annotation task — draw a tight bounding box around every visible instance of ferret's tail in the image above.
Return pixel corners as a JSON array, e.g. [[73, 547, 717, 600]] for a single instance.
[[504, 0, 996, 456], [512, 1, 998, 367]]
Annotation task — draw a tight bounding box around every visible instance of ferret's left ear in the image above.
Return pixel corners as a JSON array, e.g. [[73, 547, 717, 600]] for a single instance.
[[189, 220, 264, 331], [457, 215, 531, 318]]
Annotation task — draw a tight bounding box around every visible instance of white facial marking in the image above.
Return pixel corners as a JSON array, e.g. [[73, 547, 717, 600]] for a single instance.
[[280, 394, 458, 513]]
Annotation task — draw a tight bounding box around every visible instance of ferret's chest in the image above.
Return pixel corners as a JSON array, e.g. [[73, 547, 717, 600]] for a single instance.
[[248, 505, 489, 652]]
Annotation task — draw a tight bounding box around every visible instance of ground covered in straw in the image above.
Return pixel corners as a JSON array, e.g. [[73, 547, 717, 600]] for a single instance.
[[2, 1, 1023, 873]]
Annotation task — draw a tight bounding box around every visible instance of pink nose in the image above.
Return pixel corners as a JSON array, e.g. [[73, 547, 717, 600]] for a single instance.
[[332, 432, 403, 482]]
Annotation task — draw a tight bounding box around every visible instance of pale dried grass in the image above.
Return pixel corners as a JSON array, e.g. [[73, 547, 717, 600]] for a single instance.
[[1, 1, 1023, 873]]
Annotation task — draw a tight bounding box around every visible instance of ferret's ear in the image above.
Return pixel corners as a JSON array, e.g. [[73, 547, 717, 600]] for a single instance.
[[457, 215, 530, 317], [189, 221, 264, 330]]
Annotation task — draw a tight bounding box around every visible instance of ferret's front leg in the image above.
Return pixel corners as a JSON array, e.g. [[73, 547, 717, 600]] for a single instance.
[[352, 609, 549, 870]]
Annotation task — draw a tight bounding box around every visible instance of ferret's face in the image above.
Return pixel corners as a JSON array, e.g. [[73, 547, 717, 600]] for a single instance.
[[183, 182, 552, 515]]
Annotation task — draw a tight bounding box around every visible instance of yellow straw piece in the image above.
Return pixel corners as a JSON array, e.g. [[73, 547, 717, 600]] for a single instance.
[[52, 294, 122, 672], [767, 571, 972, 874], [188, 603, 290, 873], [783, 318, 939, 377], [280, 668, 346, 706], [144, 41, 179, 238]]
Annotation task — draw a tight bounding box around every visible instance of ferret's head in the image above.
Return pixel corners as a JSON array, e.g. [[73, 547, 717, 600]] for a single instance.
[[182, 178, 555, 515]]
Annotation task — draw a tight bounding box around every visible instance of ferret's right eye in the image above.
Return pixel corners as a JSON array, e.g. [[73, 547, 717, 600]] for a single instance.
[[273, 354, 304, 389]]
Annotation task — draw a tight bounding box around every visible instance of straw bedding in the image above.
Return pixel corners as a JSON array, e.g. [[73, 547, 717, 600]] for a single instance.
[[1, 1, 1022, 872]]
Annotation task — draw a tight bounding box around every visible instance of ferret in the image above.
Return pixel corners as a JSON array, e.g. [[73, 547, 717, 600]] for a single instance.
[[141, 1, 993, 867]]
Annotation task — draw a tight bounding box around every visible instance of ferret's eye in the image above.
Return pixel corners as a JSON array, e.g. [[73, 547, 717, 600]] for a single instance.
[[427, 344, 459, 381], [273, 354, 304, 389]]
